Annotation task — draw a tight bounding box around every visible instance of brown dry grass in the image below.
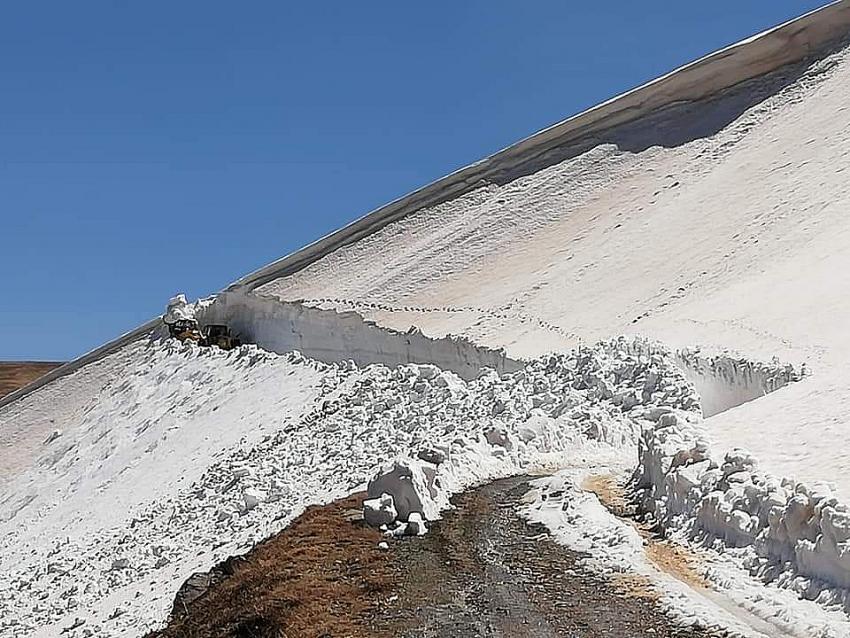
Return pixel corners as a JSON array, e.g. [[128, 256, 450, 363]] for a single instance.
[[151, 478, 715, 638], [149, 493, 394, 638], [0, 362, 62, 399]]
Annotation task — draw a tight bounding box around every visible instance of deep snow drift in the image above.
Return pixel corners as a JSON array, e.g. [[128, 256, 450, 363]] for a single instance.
[[0, 336, 696, 636]]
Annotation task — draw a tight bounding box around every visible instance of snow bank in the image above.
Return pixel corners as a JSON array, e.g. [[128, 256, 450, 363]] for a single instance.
[[0, 337, 694, 636], [526, 469, 850, 638], [358, 337, 700, 533], [196, 290, 520, 380], [633, 376, 850, 619], [523, 470, 759, 636], [675, 349, 802, 417]]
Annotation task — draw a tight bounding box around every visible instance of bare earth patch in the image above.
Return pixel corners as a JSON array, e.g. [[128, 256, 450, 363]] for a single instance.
[[584, 473, 709, 591], [148, 492, 394, 638], [0, 362, 62, 399]]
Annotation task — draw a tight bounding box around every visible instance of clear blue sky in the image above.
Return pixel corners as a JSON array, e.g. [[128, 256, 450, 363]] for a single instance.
[[0, 1, 827, 361]]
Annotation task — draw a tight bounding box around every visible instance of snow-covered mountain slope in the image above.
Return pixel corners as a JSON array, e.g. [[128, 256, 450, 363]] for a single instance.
[[0, 341, 328, 635], [259, 38, 850, 369], [3, 4, 850, 637], [256, 34, 850, 496], [0, 347, 137, 482]]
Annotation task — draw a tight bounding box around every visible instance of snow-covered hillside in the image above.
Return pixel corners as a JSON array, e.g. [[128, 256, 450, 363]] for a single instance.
[[0, 334, 697, 636], [4, 3, 850, 637], [257, 32, 850, 495]]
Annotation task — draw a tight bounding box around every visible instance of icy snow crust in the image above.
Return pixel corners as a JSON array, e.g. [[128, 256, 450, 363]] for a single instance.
[[0, 337, 695, 636]]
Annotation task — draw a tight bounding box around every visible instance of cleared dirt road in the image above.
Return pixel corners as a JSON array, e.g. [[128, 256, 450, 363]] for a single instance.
[[153, 478, 716, 638], [374, 477, 717, 638]]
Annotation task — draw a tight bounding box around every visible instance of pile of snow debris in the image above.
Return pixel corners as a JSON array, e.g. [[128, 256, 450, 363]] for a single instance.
[[0, 335, 696, 637], [516, 349, 850, 637], [632, 367, 850, 624], [358, 337, 700, 538], [523, 464, 850, 638]]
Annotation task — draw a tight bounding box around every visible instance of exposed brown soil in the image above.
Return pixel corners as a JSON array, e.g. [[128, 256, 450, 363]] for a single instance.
[[582, 474, 630, 516], [0, 362, 62, 399], [151, 478, 719, 638], [149, 492, 393, 638], [584, 473, 709, 591]]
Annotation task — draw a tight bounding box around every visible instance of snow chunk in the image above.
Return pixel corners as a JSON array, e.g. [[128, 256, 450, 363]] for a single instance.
[[363, 493, 398, 528], [367, 459, 438, 521], [405, 512, 428, 536], [164, 293, 196, 323]]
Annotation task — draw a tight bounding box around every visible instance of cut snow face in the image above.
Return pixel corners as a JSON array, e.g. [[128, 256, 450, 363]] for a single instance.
[[674, 349, 802, 417], [195, 289, 521, 380]]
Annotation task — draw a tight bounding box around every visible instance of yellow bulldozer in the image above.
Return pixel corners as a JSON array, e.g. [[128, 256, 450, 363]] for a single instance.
[[202, 324, 241, 350]]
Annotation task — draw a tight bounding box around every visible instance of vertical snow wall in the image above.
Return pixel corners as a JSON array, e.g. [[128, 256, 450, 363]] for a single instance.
[[197, 291, 521, 381], [614, 340, 800, 418], [198, 293, 798, 413], [675, 350, 800, 417]]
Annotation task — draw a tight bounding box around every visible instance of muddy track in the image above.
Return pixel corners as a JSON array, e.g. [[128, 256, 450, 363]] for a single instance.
[[374, 476, 718, 637], [152, 478, 719, 638]]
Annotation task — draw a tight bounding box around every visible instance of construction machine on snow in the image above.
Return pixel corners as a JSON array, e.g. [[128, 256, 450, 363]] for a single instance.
[[162, 294, 241, 351], [163, 318, 241, 350], [164, 318, 204, 344], [201, 324, 241, 350]]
